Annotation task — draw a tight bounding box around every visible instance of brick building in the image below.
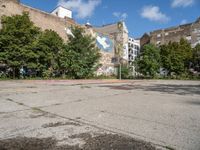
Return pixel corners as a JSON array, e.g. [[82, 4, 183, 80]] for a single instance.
[[0, 0, 78, 40], [140, 17, 200, 48]]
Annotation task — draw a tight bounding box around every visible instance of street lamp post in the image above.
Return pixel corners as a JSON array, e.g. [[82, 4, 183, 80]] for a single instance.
[[118, 57, 122, 80]]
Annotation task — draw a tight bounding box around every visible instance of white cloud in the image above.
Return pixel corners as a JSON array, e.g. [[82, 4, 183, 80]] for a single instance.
[[58, 0, 101, 19], [141, 5, 170, 23], [113, 12, 128, 20], [180, 19, 187, 24], [171, 0, 194, 7]]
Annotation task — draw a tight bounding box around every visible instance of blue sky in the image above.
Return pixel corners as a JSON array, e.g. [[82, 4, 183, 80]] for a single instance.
[[21, 0, 200, 38]]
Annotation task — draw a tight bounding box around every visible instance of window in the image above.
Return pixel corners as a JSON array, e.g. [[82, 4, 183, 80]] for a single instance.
[[131, 44, 134, 48], [134, 51, 137, 55], [55, 11, 58, 16]]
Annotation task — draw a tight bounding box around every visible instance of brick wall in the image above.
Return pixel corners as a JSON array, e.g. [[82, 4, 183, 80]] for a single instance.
[[0, 0, 77, 40], [149, 18, 200, 47]]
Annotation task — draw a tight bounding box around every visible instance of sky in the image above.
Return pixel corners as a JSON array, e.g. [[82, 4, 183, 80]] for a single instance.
[[20, 0, 200, 38]]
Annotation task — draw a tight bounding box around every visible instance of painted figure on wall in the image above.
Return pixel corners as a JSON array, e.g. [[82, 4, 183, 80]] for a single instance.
[[96, 33, 114, 53]]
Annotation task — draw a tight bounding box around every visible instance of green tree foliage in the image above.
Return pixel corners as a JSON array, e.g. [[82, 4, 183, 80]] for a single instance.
[[192, 44, 200, 72], [0, 12, 41, 78], [59, 27, 101, 79], [32, 29, 64, 77], [160, 38, 192, 76], [118, 65, 130, 79], [135, 44, 160, 78], [0, 13, 101, 79]]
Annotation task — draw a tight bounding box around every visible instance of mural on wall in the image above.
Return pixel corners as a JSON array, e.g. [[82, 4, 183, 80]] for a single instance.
[[96, 66, 115, 76], [96, 33, 114, 53], [96, 52, 115, 76]]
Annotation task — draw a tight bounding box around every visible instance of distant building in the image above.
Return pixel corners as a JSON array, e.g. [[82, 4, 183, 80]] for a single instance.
[[128, 37, 140, 75], [140, 33, 150, 52], [128, 37, 140, 65], [141, 17, 200, 48], [51, 6, 72, 19]]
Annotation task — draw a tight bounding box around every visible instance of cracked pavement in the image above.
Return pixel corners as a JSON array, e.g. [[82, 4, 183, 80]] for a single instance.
[[0, 80, 200, 150]]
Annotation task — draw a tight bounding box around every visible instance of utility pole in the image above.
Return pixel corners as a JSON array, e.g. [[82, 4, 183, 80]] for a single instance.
[[119, 62, 122, 80]]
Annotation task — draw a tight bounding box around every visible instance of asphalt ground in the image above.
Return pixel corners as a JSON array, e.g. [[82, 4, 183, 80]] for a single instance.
[[0, 80, 200, 150]]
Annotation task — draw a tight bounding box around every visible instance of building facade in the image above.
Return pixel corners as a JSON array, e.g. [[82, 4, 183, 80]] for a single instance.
[[0, 0, 76, 40], [94, 22, 129, 61], [148, 17, 200, 48], [128, 37, 140, 75], [128, 37, 140, 65]]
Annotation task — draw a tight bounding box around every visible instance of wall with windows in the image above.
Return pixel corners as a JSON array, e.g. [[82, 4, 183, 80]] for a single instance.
[[128, 37, 140, 76], [149, 17, 200, 48], [128, 37, 140, 66]]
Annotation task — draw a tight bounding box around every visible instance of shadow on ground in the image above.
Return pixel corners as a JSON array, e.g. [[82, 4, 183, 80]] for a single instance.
[[100, 84, 200, 96], [0, 134, 156, 150]]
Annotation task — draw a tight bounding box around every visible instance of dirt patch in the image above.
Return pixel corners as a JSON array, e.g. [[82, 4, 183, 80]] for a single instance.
[[0, 133, 157, 150], [71, 133, 156, 150], [0, 137, 78, 150], [42, 121, 81, 128]]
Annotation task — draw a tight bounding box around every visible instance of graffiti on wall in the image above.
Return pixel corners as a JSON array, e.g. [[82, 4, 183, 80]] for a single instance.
[[96, 66, 115, 76], [96, 33, 114, 53]]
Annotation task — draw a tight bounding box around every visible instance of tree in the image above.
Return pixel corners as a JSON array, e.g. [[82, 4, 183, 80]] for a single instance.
[[160, 42, 183, 75], [178, 38, 192, 69], [192, 44, 200, 72], [32, 29, 64, 77], [60, 27, 101, 79], [135, 44, 160, 78], [160, 39, 192, 76], [0, 12, 41, 78]]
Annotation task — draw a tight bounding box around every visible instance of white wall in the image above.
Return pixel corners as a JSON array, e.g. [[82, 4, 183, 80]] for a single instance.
[[128, 38, 140, 62], [51, 6, 72, 19]]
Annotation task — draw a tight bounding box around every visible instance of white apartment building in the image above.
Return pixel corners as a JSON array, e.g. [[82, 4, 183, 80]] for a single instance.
[[128, 37, 140, 75]]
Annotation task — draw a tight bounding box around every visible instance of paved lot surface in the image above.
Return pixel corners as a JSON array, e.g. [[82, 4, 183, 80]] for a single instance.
[[0, 80, 200, 150]]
